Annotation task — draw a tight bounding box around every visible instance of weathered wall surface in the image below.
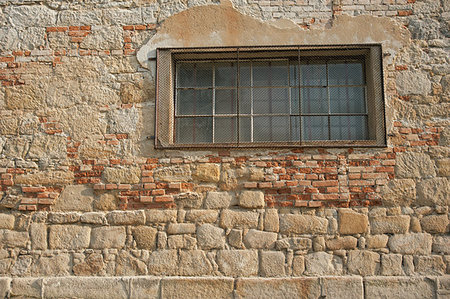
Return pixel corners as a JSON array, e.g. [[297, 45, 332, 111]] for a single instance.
[[0, 0, 448, 298]]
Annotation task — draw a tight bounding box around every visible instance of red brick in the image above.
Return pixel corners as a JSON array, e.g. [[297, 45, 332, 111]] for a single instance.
[[312, 180, 338, 187], [22, 187, 46, 193], [154, 195, 173, 202], [46, 26, 68, 32], [152, 189, 165, 196], [140, 196, 153, 202], [105, 184, 118, 190], [398, 9, 412, 16], [244, 182, 257, 188], [258, 182, 273, 188], [144, 183, 156, 189]]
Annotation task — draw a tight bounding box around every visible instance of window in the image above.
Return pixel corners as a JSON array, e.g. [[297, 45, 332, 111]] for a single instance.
[[155, 45, 386, 148]]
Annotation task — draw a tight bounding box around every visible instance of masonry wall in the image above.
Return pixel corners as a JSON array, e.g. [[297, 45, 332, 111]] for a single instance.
[[0, 0, 449, 298]]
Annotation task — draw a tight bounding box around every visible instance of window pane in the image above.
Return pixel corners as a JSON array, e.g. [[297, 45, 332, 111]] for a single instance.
[[300, 64, 326, 86], [239, 62, 251, 87], [290, 63, 299, 86], [328, 63, 363, 85], [215, 89, 237, 114], [215, 117, 237, 143], [215, 62, 237, 87], [302, 116, 329, 140], [253, 61, 289, 86], [291, 116, 300, 141], [329, 87, 365, 113], [291, 88, 299, 114], [176, 117, 213, 143], [330, 116, 368, 140], [253, 88, 289, 114], [239, 88, 251, 114], [301, 87, 328, 114], [254, 116, 290, 142], [177, 89, 213, 115], [239, 117, 251, 142], [177, 62, 213, 87]]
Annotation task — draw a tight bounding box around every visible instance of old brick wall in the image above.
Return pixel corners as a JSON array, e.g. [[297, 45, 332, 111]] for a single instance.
[[0, 0, 449, 298]]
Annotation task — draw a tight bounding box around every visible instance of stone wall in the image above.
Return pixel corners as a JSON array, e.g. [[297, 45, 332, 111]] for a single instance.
[[0, 0, 448, 298]]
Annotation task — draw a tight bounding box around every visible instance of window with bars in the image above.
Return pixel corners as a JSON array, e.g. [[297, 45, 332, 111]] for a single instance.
[[155, 45, 386, 148]]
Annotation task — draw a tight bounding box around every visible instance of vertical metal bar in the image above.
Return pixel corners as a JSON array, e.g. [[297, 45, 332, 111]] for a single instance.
[[250, 60, 254, 142], [212, 62, 216, 143], [297, 47, 302, 144], [237, 48, 240, 144], [326, 61, 331, 140]]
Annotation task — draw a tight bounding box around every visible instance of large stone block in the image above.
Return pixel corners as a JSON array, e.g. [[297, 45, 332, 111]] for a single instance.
[[27, 135, 67, 160], [161, 277, 234, 299], [239, 191, 265, 209], [420, 214, 449, 234], [364, 277, 435, 299], [380, 179, 416, 206], [30, 223, 47, 250], [90, 226, 126, 249], [103, 167, 141, 184], [366, 234, 389, 249], [217, 250, 258, 277], [279, 214, 328, 234], [115, 251, 147, 276], [167, 234, 197, 249], [73, 253, 104, 276], [10, 278, 41, 298], [197, 224, 225, 249], [53, 185, 94, 212], [107, 211, 145, 225], [44, 277, 129, 299], [305, 252, 342, 275], [396, 70, 432, 96], [326, 236, 357, 250], [0, 214, 14, 229], [193, 163, 220, 182], [243, 229, 277, 249], [395, 152, 436, 178], [433, 236, 450, 254], [31, 254, 71, 276], [0, 230, 28, 248], [388, 233, 432, 255], [130, 277, 160, 299], [204, 191, 232, 209], [264, 209, 279, 232], [5, 5, 57, 27], [132, 226, 157, 250], [167, 223, 196, 234], [49, 225, 91, 250], [14, 170, 74, 185], [154, 165, 191, 182], [235, 278, 320, 299], [147, 250, 178, 275], [322, 277, 363, 299], [416, 178, 450, 206], [260, 251, 285, 277], [0, 278, 10, 299], [81, 26, 124, 50], [339, 209, 368, 234], [381, 254, 403, 276], [347, 250, 380, 276], [178, 250, 213, 276], [414, 255, 445, 275], [275, 237, 311, 251], [220, 210, 259, 229], [370, 215, 410, 234], [185, 210, 218, 223], [145, 210, 177, 223]]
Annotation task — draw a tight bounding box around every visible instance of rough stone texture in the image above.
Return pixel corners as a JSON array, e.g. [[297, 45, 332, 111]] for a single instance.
[[193, 164, 220, 182], [436, 158, 450, 177], [217, 250, 258, 277], [0, 230, 28, 248], [10, 278, 41, 298], [130, 277, 160, 299], [433, 236, 450, 254], [380, 179, 416, 206], [235, 278, 320, 299], [276, 238, 311, 251], [0, 278, 10, 298], [381, 254, 403, 276], [366, 235, 389, 249], [81, 26, 124, 50], [168, 234, 197, 249], [388, 233, 432, 255], [27, 135, 67, 160], [292, 256, 305, 276], [107, 211, 145, 225], [395, 152, 436, 179], [103, 167, 141, 184], [132, 226, 157, 250], [260, 251, 285, 277], [305, 252, 342, 275], [14, 171, 74, 185], [30, 223, 47, 250], [396, 70, 432, 96], [49, 225, 91, 250], [0, 214, 14, 229], [239, 191, 265, 208], [54, 185, 94, 212], [90, 227, 126, 249], [220, 210, 259, 229], [364, 277, 435, 299], [370, 215, 410, 234], [148, 250, 178, 275], [197, 224, 225, 249], [185, 210, 218, 224], [326, 236, 357, 250], [204, 191, 232, 209], [322, 277, 363, 299], [31, 254, 71, 276], [73, 253, 104, 276], [347, 250, 380, 276], [338, 209, 368, 235], [167, 223, 196, 234], [420, 215, 449, 234], [414, 255, 445, 275], [178, 250, 213, 276], [279, 214, 328, 234], [161, 277, 234, 299], [264, 209, 279, 232], [243, 229, 277, 249], [145, 210, 177, 223], [416, 178, 450, 206], [154, 165, 191, 182]]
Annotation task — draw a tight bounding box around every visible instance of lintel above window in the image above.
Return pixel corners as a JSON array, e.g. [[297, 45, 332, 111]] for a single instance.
[[155, 45, 386, 149]]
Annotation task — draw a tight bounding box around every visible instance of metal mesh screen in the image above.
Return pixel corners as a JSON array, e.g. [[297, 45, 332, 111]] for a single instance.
[[156, 45, 386, 148]]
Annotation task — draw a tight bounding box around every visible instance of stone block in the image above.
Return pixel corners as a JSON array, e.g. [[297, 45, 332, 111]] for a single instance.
[[370, 215, 410, 234], [30, 223, 47, 250], [396, 70, 432, 96], [381, 254, 403, 276], [204, 191, 232, 209], [115, 251, 147, 276], [322, 277, 363, 299], [380, 179, 416, 206], [276, 237, 311, 251], [90, 226, 126, 249], [48, 212, 80, 224], [81, 26, 124, 50], [436, 158, 450, 176], [161, 277, 234, 299], [239, 191, 265, 208], [132, 226, 157, 250], [347, 250, 380, 276], [260, 251, 285, 277], [31, 254, 70, 276], [130, 277, 160, 299], [154, 165, 191, 182], [338, 209, 368, 234], [10, 278, 41, 298], [420, 215, 449, 234], [167, 223, 196, 234], [292, 255, 305, 276], [243, 229, 277, 249], [395, 152, 436, 179], [0, 278, 10, 298], [174, 192, 202, 209], [185, 210, 218, 223], [5, 5, 57, 27], [326, 236, 357, 250], [44, 277, 129, 299], [49, 225, 91, 250], [0, 214, 14, 229], [416, 177, 449, 206], [366, 234, 388, 249], [217, 250, 258, 277], [178, 250, 213, 276], [197, 224, 225, 249], [93, 194, 118, 211], [193, 163, 220, 182], [80, 212, 107, 225], [279, 214, 328, 234], [364, 277, 435, 299], [14, 170, 74, 186], [103, 167, 141, 184], [228, 229, 243, 248], [145, 210, 177, 223], [53, 185, 94, 212], [0, 230, 28, 248], [27, 135, 67, 160], [388, 233, 432, 255], [305, 252, 342, 275], [103, 8, 143, 25], [235, 278, 320, 299], [107, 211, 145, 225], [167, 235, 197, 249], [414, 255, 445, 275], [148, 250, 178, 275], [433, 236, 450, 254], [73, 253, 104, 276], [220, 210, 259, 229], [264, 209, 279, 232]]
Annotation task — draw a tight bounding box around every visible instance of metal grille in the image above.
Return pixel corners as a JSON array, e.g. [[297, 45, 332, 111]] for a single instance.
[[156, 45, 386, 148]]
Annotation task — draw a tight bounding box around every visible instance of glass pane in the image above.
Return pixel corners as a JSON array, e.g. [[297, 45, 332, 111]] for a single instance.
[[253, 88, 289, 114], [301, 87, 328, 114], [291, 88, 299, 114], [329, 87, 365, 113], [302, 116, 329, 141], [290, 63, 299, 87], [177, 89, 213, 115], [239, 117, 251, 142], [215, 89, 237, 114], [330, 116, 368, 140], [254, 116, 290, 142], [240, 62, 251, 87], [253, 61, 289, 86], [176, 117, 213, 143], [300, 64, 326, 86], [291, 116, 300, 141], [239, 88, 251, 114], [215, 117, 237, 143], [328, 63, 363, 85], [215, 62, 237, 87], [177, 62, 213, 87]]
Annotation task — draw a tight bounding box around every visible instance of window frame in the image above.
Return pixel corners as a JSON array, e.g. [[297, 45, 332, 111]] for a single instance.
[[155, 44, 386, 149]]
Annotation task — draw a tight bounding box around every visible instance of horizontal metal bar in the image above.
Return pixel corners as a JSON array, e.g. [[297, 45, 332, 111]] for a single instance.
[[176, 84, 367, 90], [175, 113, 369, 117]]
